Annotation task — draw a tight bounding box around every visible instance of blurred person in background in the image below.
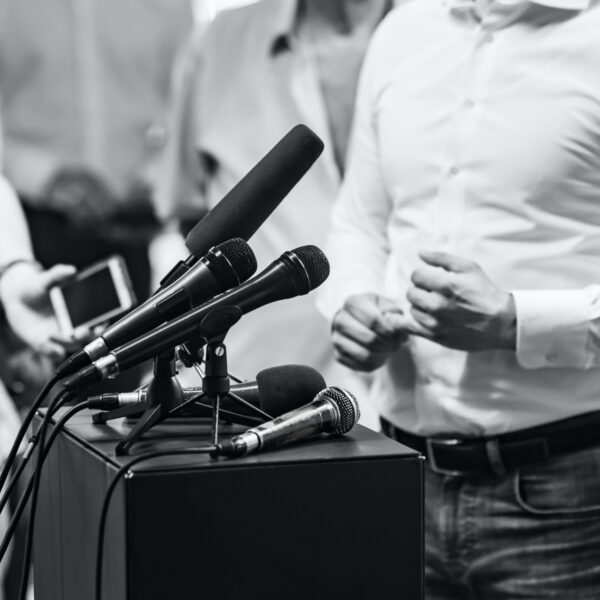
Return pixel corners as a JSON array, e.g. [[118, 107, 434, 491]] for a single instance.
[[0, 174, 75, 600], [153, 0, 400, 423], [0, 0, 193, 330], [0, 0, 193, 391]]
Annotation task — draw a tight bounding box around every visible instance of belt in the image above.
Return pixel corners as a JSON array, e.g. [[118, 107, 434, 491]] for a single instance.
[[380, 411, 600, 477]]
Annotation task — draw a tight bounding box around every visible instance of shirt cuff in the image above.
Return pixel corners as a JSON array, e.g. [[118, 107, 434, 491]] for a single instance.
[[512, 289, 590, 369]]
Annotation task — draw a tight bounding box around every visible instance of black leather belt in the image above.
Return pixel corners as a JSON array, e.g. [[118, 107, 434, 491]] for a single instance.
[[381, 411, 600, 476]]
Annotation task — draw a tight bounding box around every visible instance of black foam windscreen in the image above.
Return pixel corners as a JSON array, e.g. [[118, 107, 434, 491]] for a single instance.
[[256, 364, 327, 416], [185, 125, 324, 259]]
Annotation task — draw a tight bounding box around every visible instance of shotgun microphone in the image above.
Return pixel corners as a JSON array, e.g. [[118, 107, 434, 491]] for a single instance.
[[88, 364, 327, 421], [161, 124, 324, 287]]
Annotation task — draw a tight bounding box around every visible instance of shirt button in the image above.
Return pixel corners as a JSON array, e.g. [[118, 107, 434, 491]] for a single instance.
[[449, 166, 460, 176], [483, 32, 494, 43], [463, 98, 475, 109]]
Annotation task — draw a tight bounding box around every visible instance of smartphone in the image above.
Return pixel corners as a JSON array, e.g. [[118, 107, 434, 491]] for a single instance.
[[50, 255, 137, 337]]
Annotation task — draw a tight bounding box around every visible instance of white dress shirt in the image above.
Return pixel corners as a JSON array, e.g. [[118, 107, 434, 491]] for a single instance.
[[319, 0, 600, 436]]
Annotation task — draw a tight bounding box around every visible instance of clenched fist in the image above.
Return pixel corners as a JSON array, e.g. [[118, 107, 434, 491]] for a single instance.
[[331, 292, 407, 372], [403, 250, 516, 351]]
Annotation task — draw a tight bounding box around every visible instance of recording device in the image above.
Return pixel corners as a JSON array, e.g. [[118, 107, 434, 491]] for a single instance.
[[50, 256, 136, 338], [62, 245, 330, 389], [88, 364, 327, 421], [216, 387, 361, 458], [56, 239, 256, 377], [161, 124, 324, 288]]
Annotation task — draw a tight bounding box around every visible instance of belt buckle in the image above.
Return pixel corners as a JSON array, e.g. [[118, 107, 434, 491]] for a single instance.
[[426, 438, 464, 476]]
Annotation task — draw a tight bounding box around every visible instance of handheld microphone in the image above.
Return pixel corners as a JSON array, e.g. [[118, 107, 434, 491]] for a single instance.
[[216, 387, 360, 458], [63, 245, 330, 389], [161, 124, 324, 287], [88, 364, 327, 420], [56, 238, 257, 378]]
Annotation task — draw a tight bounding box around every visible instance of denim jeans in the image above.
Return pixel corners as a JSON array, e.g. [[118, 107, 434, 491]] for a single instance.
[[425, 444, 600, 599]]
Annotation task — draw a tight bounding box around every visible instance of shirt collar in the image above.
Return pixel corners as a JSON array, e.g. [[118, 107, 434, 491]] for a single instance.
[[269, 0, 300, 56], [268, 0, 404, 57], [449, 0, 590, 11]]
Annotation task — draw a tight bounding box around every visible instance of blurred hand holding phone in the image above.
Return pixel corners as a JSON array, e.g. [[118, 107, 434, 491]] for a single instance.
[[50, 255, 136, 344]]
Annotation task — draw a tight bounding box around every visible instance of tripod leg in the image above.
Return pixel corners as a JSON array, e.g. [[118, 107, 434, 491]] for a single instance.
[[92, 402, 145, 424], [115, 405, 164, 456]]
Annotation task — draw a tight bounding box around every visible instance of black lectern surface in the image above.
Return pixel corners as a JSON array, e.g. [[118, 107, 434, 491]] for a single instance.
[[34, 409, 424, 600]]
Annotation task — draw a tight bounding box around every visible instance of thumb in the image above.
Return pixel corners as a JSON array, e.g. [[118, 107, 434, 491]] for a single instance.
[[39, 264, 77, 291], [384, 311, 432, 339], [419, 250, 472, 273]]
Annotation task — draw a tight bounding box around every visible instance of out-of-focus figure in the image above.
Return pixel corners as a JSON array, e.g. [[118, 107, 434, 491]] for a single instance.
[[0, 0, 193, 393], [0, 0, 193, 311], [0, 174, 75, 600], [154, 0, 397, 422]]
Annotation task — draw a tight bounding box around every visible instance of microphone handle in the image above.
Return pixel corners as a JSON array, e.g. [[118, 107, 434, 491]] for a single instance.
[[62, 251, 312, 389], [223, 397, 339, 457], [113, 258, 302, 372]]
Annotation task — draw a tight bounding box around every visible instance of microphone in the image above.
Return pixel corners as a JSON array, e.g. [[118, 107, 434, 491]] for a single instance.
[[63, 245, 330, 389], [56, 238, 257, 377], [161, 124, 324, 287], [88, 364, 327, 421], [215, 387, 361, 458]]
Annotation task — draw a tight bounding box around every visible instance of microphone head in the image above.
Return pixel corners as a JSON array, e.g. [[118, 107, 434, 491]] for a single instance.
[[212, 238, 257, 286], [185, 125, 324, 259], [256, 364, 327, 415], [281, 245, 330, 295], [315, 387, 361, 435]]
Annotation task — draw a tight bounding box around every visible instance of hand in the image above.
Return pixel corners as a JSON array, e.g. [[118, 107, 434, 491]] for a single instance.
[[0, 262, 77, 360], [44, 168, 119, 230], [403, 250, 516, 351], [331, 293, 407, 372]]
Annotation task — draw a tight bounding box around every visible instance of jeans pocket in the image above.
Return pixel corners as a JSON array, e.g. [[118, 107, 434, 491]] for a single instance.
[[514, 445, 600, 518]]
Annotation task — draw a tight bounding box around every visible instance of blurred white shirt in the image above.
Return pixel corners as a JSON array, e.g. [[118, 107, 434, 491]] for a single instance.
[[320, 0, 600, 436], [0, 0, 193, 201], [154, 0, 396, 424]]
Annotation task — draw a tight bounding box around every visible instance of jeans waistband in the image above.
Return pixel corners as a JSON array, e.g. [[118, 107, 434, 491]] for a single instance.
[[381, 411, 600, 476]]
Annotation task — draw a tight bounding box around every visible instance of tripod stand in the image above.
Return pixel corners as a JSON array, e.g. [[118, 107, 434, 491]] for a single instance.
[[91, 306, 271, 454]]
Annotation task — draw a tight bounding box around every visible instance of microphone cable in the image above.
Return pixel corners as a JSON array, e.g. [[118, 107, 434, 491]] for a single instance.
[[17, 389, 82, 600], [0, 389, 122, 594], [0, 387, 70, 564], [95, 446, 216, 600], [0, 374, 60, 502]]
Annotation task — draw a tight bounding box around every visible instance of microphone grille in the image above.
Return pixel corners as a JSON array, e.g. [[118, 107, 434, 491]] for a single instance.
[[316, 387, 360, 436], [218, 238, 258, 281], [293, 245, 330, 290]]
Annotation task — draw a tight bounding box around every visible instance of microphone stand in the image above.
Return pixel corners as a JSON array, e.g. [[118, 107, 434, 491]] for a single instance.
[[91, 306, 271, 455], [114, 348, 185, 455]]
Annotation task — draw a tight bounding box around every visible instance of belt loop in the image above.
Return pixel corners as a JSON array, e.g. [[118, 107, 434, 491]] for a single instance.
[[485, 438, 507, 476]]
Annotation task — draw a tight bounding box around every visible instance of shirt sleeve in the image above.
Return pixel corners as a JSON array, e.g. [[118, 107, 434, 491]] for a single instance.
[[0, 175, 34, 263], [512, 286, 600, 369], [317, 31, 393, 321]]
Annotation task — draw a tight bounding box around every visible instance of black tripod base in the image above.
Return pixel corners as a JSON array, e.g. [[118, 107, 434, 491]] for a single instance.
[[115, 405, 164, 456], [92, 402, 145, 424]]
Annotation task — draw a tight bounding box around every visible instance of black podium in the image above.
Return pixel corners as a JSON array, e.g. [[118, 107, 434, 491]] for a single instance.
[[34, 410, 424, 599]]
